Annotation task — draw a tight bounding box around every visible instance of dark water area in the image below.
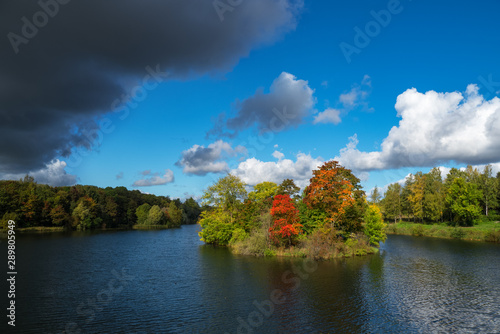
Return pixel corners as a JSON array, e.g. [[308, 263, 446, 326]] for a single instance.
[[1, 225, 499, 333]]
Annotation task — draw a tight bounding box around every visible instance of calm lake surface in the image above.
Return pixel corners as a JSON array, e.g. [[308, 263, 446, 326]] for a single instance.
[[2, 224, 500, 333]]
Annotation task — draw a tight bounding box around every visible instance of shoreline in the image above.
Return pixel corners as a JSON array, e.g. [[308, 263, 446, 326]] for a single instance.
[[385, 222, 500, 243], [255, 245, 381, 259], [1, 226, 68, 233], [0, 224, 191, 235]]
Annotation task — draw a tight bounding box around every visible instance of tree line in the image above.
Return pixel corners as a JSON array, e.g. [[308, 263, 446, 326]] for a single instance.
[[0, 176, 202, 230], [373, 165, 500, 226], [198, 161, 386, 258]]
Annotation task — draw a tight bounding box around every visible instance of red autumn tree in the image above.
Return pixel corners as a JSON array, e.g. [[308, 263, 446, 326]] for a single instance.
[[303, 160, 365, 233], [269, 194, 302, 246]]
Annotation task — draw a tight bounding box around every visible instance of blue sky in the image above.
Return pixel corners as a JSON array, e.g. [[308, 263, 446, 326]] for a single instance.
[[2, 0, 500, 200]]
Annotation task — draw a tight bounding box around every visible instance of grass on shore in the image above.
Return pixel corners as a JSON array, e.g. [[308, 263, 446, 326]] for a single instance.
[[0, 225, 178, 233], [132, 225, 177, 230], [6, 226, 67, 233], [231, 226, 380, 260], [385, 221, 500, 243]]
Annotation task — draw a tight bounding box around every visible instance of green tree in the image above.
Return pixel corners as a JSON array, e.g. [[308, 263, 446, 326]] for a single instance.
[[423, 167, 444, 222], [464, 165, 481, 185], [497, 172, 500, 210], [298, 201, 327, 235], [0, 212, 18, 229], [198, 175, 247, 245], [444, 168, 467, 221], [0, 181, 20, 216], [104, 197, 119, 227], [277, 179, 301, 200], [21, 175, 35, 184], [19, 182, 38, 227], [126, 200, 138, 226], [135, 203, 151, 225], [370, 186, 382, 205], [166, 202, 183, 227], [145, 205, 166, 225], [72, 196, 101, 229], [408, 172, 425, 222], [383, 183, 402, 223], [401, 174, 414, 220], [248, 181, 278, 202], [202, 174, 247, 220], [364, 204, 387, 246], [446, 177, 482, 226], [50, 205, 70, 226], [182, 197, 201, 224], [444, 168, 466, 187], [478, 165, 498, 216], [198, 209, 234, 246], [239, 199, 263, 232]]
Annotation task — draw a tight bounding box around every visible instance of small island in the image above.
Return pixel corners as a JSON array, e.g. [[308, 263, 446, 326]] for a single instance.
[[198, 161, 386, 259]]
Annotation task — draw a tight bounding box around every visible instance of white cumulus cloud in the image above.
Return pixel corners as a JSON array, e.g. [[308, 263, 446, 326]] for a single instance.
[[313, 75, 372, 126], [339, 74, 372, 110], [272, 150, 285, 160], [132, 169, 174, 187], [313, 108, 342, 125], [31, 160, 77, 186], [337, 84, 500, 171], [1, 159, 77, 187], [231, 152, 323, 190]]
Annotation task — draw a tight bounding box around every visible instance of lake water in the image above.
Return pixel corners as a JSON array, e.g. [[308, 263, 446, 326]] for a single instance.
[[2, 225, 500, 333]]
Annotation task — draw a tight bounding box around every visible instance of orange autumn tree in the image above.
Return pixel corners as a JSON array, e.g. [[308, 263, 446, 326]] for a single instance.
[[269, 194, 302, 247], [303, 161, 366, 233]]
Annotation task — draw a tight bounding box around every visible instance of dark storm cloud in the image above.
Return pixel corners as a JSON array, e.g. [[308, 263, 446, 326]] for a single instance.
[[0, 0, 302, 174], [207, 72, 315, 138], [175, 140, 246, 176]]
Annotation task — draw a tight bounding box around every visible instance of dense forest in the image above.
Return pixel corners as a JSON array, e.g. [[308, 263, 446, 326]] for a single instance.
[[373, 165, 500, 226], [198, 161, 386, 259], [3, 163, 498, 241], [0, 176, 202, 230]]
